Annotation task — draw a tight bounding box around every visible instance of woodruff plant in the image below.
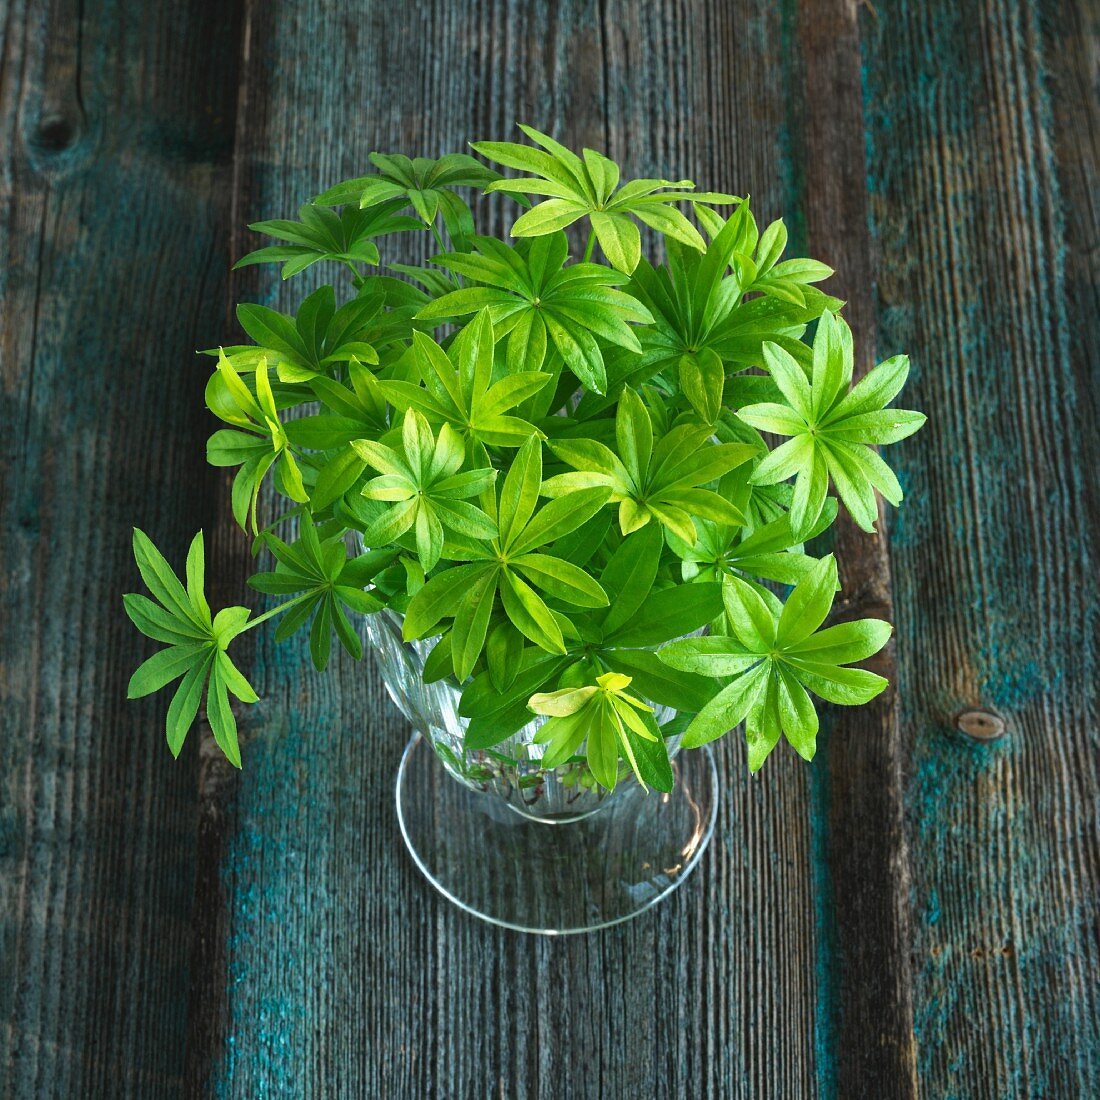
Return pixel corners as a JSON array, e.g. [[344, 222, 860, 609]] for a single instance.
[[125, 125, 924, 787]]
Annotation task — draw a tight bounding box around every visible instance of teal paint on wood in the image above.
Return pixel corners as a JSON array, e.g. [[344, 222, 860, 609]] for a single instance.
[[861, 0, 1100, 1095], [2, 0, 1097, 1094], [0, 0, 242, 1095], [794, 0, 919, 1091]]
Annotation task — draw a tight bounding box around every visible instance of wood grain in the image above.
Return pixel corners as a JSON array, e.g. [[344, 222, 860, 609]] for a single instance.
[[863, 0, 1100, 1094], [3, 0, 1098, 1096], [0, 0, 242, 1095], [794, 0, 918, 1092]]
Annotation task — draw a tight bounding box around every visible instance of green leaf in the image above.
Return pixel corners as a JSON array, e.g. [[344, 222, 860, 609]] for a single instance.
[[777, 665, 819, 761], [450, 569, 497, 680], [461, 652, 568, 720], [590, 211, 641, 273], [533, 709, 591, 767], [785, 661, 889, 706], [617, 705, 673, 792], [745, 671, 783, 772], [206, 662, 242, 768], [601, 647, 715, 712], [681, 662, 770, 748], [485, 620, 525, 691], [404, 563, 489, 639], [776, 554, 838, 647], [586, 703, 620, 790], [599, 522, 663, 634], [608, 582, 723, 647], [497, 434, 543, 548], [499, 570, 566, 653], [185, 532, 211, 622], [132, 529, 206, 629], [128, 644, 209, 699], [722, 575, 778, 651], [123, 594, 207, 646], [787, 618, 892, 665], [165, 654, 214, 758], [508, 487, 611, 555], [679, 349, 725, 423], [512, 554, 608, 608], [658, 636, 762, 679], [615, 387, 653, 480]]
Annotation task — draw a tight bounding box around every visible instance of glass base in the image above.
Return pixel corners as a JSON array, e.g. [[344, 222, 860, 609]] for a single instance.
[[395, 732, 718, 934]]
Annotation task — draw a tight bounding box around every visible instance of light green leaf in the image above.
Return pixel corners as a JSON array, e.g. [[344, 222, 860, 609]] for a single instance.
[[681, 663, 770, 748], [128, 644, 209, 699]]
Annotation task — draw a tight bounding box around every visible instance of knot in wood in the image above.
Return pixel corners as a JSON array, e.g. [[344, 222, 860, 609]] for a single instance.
[[30, 114, 79, 154], [955, 708, 1007, 741]]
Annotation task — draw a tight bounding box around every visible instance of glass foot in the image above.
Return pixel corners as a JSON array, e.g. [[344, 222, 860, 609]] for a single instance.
[[395, 732, 718, 934]]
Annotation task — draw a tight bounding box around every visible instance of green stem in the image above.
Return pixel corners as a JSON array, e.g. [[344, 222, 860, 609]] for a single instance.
[[429, 218, 447, 253], [583, 227, 596, 263], [239, 591, 312, 634]]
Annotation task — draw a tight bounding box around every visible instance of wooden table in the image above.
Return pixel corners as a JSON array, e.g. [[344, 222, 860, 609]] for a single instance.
[[3, 0, 1097, 1095]]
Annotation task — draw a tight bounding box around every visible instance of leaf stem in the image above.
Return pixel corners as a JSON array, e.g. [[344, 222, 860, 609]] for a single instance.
[[583, 228, 596, 263], [343, 260, 365, 286], [239, 592, 312, 634], [429, 219, 447, 253]]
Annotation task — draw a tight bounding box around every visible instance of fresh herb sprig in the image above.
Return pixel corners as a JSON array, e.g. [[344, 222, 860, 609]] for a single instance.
[[125, 127, 922, 784]]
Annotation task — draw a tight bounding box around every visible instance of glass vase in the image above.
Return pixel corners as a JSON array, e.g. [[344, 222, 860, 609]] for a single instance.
[[363, 610, 718, 934]]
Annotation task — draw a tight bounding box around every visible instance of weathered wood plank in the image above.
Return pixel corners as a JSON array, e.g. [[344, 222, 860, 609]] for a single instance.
[[201, 1, 826, 1097], [862, 0, 1100, 1094], [5, 0, 1092, 1093], [0, 0, 242, 1095], [794, 0, 918, 1092]]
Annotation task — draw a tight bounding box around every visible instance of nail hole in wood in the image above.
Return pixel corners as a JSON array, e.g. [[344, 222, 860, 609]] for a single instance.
[[955, 708, 1007, 741]]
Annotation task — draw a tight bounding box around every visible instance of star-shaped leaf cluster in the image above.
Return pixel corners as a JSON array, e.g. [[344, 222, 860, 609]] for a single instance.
[[247, 515, 389, 672], [668, 494, 839, 590], [221, 285, 381, 384], [611, 204, 842, 422], [416, 233, 653, 393], [205, 352, 308, 531], [403, 435, 611, 679], [314, 152, 502, 248], [380, 311, 550, 452], [454, 522, 722, 752], [124, 530, 258, 767], [659, 555, 892, 771], [472, 125, 737, 273], [529, 671, 672, 792], [737, 311, 926, 537], [234, 199, 422, 280], [542, 386, 755, 544], [352, 408, 498, 570]]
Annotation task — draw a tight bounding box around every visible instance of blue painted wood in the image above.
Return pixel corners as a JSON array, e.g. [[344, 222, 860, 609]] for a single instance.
[[861, 0, 1100, 1094], [796, 1, 919, 1091], [0, 0, 242, 1095], [3, 0, 1097, 1096]]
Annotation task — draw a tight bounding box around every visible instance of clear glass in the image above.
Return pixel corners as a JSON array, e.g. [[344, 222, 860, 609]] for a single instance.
[[364, 610, 718, 933]]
